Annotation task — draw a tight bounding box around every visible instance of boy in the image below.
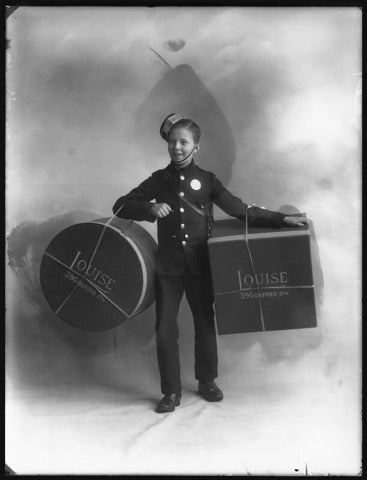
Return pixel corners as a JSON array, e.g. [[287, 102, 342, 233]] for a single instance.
[[113, 113, 309, 413]]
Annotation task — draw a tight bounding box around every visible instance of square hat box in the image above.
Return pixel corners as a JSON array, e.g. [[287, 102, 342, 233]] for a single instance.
[[208, 218, 317, 335]]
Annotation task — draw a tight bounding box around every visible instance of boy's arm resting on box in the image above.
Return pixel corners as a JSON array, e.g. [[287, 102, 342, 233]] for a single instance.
[[210, 174, 308, 228], [283, 215, 310, 227], [112, 176, 157, 222]]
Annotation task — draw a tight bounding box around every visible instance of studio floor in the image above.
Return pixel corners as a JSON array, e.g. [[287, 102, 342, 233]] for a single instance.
[[5, 261, 361, 476], [6, 336, 361, 476]]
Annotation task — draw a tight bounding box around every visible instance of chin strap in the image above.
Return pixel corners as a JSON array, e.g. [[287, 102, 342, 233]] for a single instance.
[[171, 145, 197, 166]]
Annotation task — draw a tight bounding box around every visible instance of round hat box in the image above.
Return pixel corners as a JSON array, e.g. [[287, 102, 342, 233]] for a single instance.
[[40, 217, 157, 331]]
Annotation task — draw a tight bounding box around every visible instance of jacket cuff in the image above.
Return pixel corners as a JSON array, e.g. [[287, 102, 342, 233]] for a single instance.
[[144, 202, 157, 223], [273, 211, 287, 228]]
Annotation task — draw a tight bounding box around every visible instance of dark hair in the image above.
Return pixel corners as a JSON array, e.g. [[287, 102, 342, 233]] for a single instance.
[[168, 119, 202, 143]]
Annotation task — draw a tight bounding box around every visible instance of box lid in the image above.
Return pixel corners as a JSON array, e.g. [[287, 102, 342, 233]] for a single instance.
[[209, 218, 309, 243], [208, 218, 314, 293]]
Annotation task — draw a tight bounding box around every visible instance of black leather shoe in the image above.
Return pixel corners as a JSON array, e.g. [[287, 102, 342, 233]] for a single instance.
[[155, 393, 182, 413], [198, 380, 224, 402]]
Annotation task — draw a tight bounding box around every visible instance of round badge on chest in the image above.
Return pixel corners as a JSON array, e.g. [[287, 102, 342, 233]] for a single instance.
[[190, 179, 201, 191]]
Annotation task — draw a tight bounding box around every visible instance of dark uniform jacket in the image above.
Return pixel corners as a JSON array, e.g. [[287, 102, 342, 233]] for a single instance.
[[113, 160, 286, 276]]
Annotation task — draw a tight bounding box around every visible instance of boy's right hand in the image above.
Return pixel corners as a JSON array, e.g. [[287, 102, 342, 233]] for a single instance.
[[150, 203, 173, 218]]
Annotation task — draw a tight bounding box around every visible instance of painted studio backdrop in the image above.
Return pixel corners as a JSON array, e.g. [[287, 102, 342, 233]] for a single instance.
[[6, 7, 361, 475]]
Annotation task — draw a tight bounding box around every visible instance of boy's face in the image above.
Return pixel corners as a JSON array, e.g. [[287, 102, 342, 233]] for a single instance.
[[168, 127, 199, 164]]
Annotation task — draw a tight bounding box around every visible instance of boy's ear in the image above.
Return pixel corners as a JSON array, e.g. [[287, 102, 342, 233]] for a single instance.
[[194, 143, 201, 152]]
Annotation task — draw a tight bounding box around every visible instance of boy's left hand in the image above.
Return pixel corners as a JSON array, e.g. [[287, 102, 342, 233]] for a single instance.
[[283, 216, 310, 227]]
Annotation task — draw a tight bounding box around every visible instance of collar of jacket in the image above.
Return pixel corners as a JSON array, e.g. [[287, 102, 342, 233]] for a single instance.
[[167, 159, 197, 175]]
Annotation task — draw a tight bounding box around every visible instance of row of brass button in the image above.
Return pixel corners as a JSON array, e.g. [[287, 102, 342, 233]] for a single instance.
[[180, 175, 186, 245], [172, 234, 189, 239]]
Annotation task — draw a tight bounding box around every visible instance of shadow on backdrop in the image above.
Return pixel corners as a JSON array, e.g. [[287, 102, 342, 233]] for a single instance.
[[7, 203, 324, 393], [134, 63, 236, 185], [6, 210, 157, 390]]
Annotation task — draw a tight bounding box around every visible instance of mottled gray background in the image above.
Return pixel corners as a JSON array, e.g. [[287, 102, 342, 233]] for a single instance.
[[6, 6, 361, 475]]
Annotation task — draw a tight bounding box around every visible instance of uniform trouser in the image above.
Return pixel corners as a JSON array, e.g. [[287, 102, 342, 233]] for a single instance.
[[155, 266, 218, 395]]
